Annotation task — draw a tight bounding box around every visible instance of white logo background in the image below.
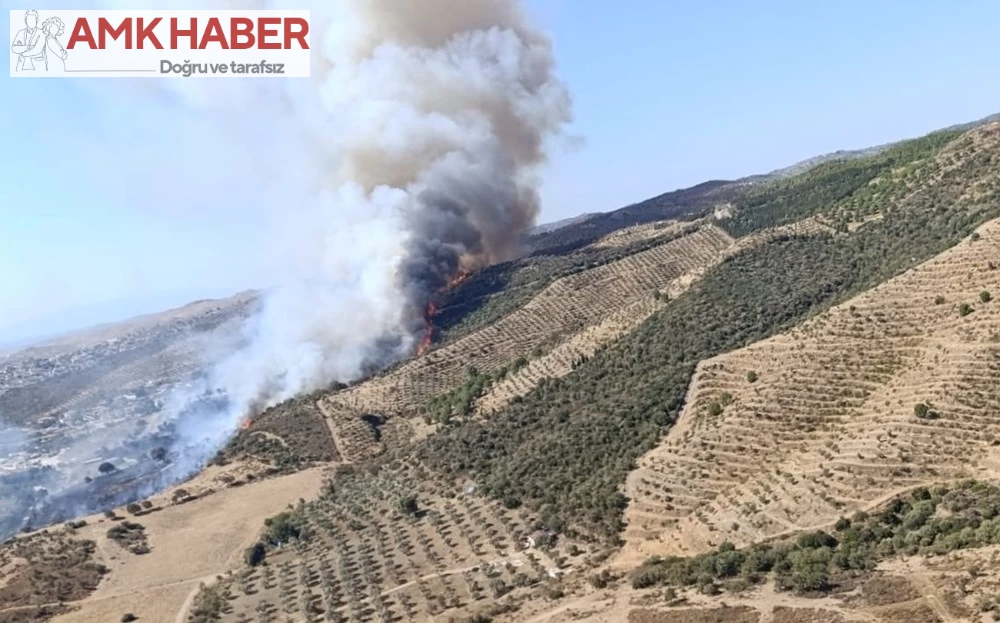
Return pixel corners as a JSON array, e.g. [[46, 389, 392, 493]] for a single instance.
[[9, 9, 311, 78]]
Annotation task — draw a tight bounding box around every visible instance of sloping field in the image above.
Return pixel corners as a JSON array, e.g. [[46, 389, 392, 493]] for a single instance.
[[200, 464, 568, 623], [29, 467, 326, 623], [623, 217, 1000, 560], [335, 224, 735, 416], [589, 220, 689, 249], [472, 218, 840, 417]]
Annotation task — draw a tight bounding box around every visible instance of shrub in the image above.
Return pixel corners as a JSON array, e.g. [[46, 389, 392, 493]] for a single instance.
[[796, 531, 837, 549], [107, 521, 149, 555], [782, 548, 832, 593], [982, 291, 993, 303], [589, 570, 613, 589], [708, 402, 723, 417], [544, 584, 564, 600], [398, 495, 419, 516], [788, 566, 830, 593], [746, 370, 758, 383], [960, 303, 974, 317], [125, 503, 142, 515], [935, 295, 946, 305], [914, 402, 938, 420], [262, 511, 306, 546], [244, 542, 266, 567], [121, 614, 137, 623], [98, 462, 117, 474]]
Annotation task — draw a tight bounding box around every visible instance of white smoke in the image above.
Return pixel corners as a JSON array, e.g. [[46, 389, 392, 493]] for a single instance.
[[73, 0, 572, 475], [4, 0, 571, 492]]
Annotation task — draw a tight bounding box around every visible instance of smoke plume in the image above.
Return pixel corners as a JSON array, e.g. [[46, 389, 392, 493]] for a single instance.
[[0, 0, 571, 527], [165, 0, 572, 421]]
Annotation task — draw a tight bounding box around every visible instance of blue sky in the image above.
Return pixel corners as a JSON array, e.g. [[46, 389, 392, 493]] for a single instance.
[[3, 1, 1000, 343]]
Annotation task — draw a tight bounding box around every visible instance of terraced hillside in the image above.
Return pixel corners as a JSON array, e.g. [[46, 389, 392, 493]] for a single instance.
[[7, 117, 1000, 623], [624, 216, 1000, 560], [334, 224, 735, 417]]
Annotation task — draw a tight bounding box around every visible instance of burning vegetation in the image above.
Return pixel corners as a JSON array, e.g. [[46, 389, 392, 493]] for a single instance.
[[416, 270, 472, 356]]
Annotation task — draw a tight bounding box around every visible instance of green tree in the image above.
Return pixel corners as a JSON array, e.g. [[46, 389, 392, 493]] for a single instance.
[[981, 291, 992, 303], [398, 495, 419, 516]]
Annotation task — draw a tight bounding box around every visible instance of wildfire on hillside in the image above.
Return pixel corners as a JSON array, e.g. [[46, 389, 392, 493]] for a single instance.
[[416, 270, 473, 356], [448, 269, 472, 289], [417, 302, 438, 356]]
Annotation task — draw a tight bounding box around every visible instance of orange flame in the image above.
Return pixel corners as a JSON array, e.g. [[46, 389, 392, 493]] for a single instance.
[[417, 302, 438, 356], [416, 270, 472, 356], [447, 269, 472, 289]]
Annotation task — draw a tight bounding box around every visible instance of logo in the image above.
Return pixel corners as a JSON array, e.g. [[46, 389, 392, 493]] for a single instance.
[[9, 10, 310, 78], [11, 10, 68, 73]]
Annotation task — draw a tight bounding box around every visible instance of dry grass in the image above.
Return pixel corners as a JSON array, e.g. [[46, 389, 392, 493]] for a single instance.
[[855, 574, 920, 608], [628, 606, 760, 623], [770, 607, 844, 623], [874, 602, 942, 623], [45, 467, 325, 623], [0, 530, 105, 611]]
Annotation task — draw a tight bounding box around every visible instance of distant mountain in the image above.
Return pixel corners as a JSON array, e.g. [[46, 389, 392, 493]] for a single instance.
[[754, 111, 1000, 181]]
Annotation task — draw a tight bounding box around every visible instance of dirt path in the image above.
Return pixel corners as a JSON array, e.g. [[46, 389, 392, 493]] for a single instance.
[[380, 563, 485, 597], [173, 574, 217, 623], [909, 572, 960, 623]]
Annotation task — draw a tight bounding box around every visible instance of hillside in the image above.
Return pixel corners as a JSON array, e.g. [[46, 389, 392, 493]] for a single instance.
[[3, 118, 1000, 623], [623, 216, 1000, 560], [0, 292, 258, 538]]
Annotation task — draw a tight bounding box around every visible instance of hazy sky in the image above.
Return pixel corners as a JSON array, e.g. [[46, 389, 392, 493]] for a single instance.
[[2, 1, 1000, 343]]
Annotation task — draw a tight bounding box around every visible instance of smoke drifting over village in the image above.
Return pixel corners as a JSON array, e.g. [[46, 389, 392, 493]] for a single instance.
[[0, 0, 571, 532]]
